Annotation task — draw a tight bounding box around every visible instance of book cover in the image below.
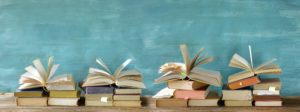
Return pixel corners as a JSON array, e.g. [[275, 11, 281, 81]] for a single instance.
[[14, 87, 47, 97], [85, 100, 113, 106], [253, 95, 281, 101], [188, 91, 220, 106], [114, 88, 142, 95], [48, 98, 79, 106], [167, 80, 208, 90], [113, 101, 141, 107], [156, 98, 188, 107], [49, 90, 80, 98], [113, 95, 140, 101], [253, 90, 280, 95], [174, 86, 210, 99], [255, 101, 282, 106], [85, 94, 113, 101], [228, 76, 261, 90], [222, 86, 252, 100], [85, 86, 114, 94], [254, 78, 281, 90], [16, 97, 48, 106], [225, 100, 252, 106]]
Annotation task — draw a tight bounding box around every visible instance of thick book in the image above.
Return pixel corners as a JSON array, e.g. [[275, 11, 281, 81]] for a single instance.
[[228, 76, 261, 90], [167, 80, 208, 90], [113, 95, 140, 101], [255, 101, 282, 106], [49, 90, 80, 98], [228, 46, 282, 83], [85, 86, 114, 94], [254, 78, 281, 90], [85, 100, 113, 106], [156, 98, 188, 107], [82, 58, 145, 89], [48, 98, 79, 106], [174, 86, 210, 99], [18, 56, 75, 90], [85, 94, 113, 101], [253, 95, 281, 101], [113, 101, 141, 107], [222, 86, 252, 100], [14, 87, 47, 97], [253, 90, 280, 95], [46, 82, 76, 91], [155, 44, 222, 87], [16, 97, 48, 106], [225, 100, 252, 106], [114, 88, 142, 95], [188, 91, 220, 106]]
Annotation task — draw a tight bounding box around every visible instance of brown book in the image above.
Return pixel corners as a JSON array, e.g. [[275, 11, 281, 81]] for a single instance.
[[228, 76, 261, 90], [115, 88, 142, 94], [253, 95, 281, 101], [188, 91, 220, 106], [225, 100, 252, 106], [156, 98, 188, 107], [254, 78, 281, 90], [113, 95, 140, 101], [113, 101, 141, 107], [167, 80, 208, 90], [49, 90, 80, 98], [16, 97, 48, 106], [174, 86, 209, 99]]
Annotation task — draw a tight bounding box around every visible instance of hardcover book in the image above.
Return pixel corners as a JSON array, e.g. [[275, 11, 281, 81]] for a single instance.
[[167, 80, 207, 90], [16, 97, 48, 106], [174, 86, 210, 99], [85, 100, 113, 106], [113, 95, 140, 101], [253, 78, 281, 90], [48, 98, 79, 106], [253, 90, 280, 95], [155, 44, 222, 87], [85, 94, 113, 101], [222, 86, 252, 101], [253, 95, 281, 101], [14, 87, 47, 97], [49, 90, 80, 98], [255, 101, 282, 106], [113, 101, 142, 107], [85, 86, 114, 94], [114, 88, 142, 95], [156, 98, 188, 107], [225, 100, 252, 106], [188, 91, 220, 106], [228, 76, 261, 90]]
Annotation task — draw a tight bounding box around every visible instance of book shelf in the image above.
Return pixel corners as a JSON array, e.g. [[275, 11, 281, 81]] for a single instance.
[[0, 93, 299, 112]]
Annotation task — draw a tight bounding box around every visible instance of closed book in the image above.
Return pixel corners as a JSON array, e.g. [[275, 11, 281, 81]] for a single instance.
[[49, 90, 80, 98], [253, 95, 281, 101], [14, 87, 47, 97], [174, 86, 209, 99], [255, 101, 282, 106], [113, 95, 140, 101], [253, 90, 280, 95], [254, 78, 281, 90], [225, 100, 252, 106], [46, 82, 76, 91], [156, 98, 188, 107], [228, 76, 261, 90], [167, 80, 208, 90], [85, 100, 113, 106], [16, 97, 48, 106], [115, 88, 142, 95], [188, 91, 220, 106], [113, 101, 141, 107], [48, 98, 79, 106], [85, 94, 113, 101], [222, 86, 252, 100], [85, 86, 114, 94]]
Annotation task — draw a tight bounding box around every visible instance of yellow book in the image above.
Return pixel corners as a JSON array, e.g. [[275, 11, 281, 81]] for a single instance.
[[49, 90, 80, 98]]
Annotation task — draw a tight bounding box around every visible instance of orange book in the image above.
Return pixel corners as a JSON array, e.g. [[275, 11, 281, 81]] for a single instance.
[[228, 76, 261, 90], [174, 86, 209, 99]]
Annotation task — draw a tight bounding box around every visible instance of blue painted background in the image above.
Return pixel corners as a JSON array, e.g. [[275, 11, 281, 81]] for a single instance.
[[0, 0, 299, 96]]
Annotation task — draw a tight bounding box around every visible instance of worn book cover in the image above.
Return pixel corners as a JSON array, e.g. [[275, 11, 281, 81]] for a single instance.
[[228, 76, 260, 90], [114, 88, 142, 95], [85, 100, 113, 106], [16, 97, 48, 106], [48, 98, 79, 106], [253, 95, 281, 101], [188, 91, 220, 106], [156, 98, 188, 107], [222, 86, 252, 100], [113, 101, 141, 107], [49, 90, 80, 98], [225, 100, 252, 106], [167, 80, 208, 90], [254, 78, 281, 90], [14, 87, 47, 97], [174, 86, 210, 99], [85, 86, 114, 94], [85, 94, 113, 101], [113, 95, 140, 101]]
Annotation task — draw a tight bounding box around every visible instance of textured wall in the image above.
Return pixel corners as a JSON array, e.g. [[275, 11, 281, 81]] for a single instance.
[[0, 0, 299, 96]]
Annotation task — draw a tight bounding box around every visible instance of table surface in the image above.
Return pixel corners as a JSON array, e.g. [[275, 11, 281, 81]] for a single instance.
[[1, 93, 300, 112]]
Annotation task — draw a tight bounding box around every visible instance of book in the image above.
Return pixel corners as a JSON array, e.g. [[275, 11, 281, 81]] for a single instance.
[[113, 101, 142, 107], [46, 82, 76, 90], [253, 90, 280, 95], [222, 86, 252, 100], [85, 100, 113, 106], [155, 44, 222, 87], [152, 87, 175, 99], [48, 98, 79, 106], [49, 90, 80, 98], [253, 95, 281, 101], [113, 95, 140, 101], [85, 94, 113, 101], [16, 97, 48, 106], [167, 80, 208, 90], [188, 91, 220, 106], [255, 101, 282, 106], [253, 78, 281, 90], [115, 88, 142, 94], [85, 86, 114, 94], [156, 98, 188, 107], [82, 58, 145, 89], [228, 46, 282, 83], [14, 87, 47, 97], [174, 86, 210, 99], [228, 76, 261, 90], [18, 56, 75, 90], [225, 100, 252, 106]]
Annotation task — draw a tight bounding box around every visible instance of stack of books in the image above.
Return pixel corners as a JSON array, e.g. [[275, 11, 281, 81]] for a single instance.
[[224, 46, 282, 106], [222, 86, 253, 106], [154, 44, 222, 107], [15, 56, 73, 106], [82, 58, 145, 107], [253, 78, 282, 106]]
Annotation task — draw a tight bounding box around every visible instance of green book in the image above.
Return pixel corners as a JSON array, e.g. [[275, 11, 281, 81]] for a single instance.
[[14, 87, 46, 97], [49, 90, 80, 98]]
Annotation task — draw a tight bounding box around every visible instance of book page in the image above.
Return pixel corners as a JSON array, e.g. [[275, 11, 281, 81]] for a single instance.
[[229, 53, 252, 71], [180, 44, 191, 74], [113, 59, 132, 78], [118, 69, 141, 77], [89, 67, 112, 77], [116, 80, 146, 88], [96, 58, 112, 74], [228, 70, 254, 83], [47, 64, 60, 81], [154, 72, 183, 83], [33, 59, 47, 81], [190, 48, 204, 69], [18, 83, 43, 90], [25, 66, 45, 84], [189, 67, 222, 87]]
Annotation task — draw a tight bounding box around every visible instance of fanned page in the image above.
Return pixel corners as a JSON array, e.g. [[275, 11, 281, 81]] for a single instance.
[[254, 58, 282, 75], [24, 66, 45, 85], [47, 74, 73, 83], [154, 72, 183, 83], [228, 70, 254, 83], [33, 59, 48, 81], [229, 53, 252, 71], [180, 44, 191, 74], [189, 67, 222, 87], [113, 59, 132, 78], [190, 48, 204, 69], [117, 80, 145, 88]]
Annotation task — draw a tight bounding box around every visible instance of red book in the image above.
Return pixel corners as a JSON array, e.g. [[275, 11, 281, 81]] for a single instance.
[[174, 86, 210, 100], [228, 76, 261, 90]]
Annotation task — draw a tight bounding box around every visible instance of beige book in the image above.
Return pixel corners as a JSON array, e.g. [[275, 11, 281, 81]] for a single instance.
[[222, 90, 252, 100], [85, 94, 113, 101], [85, 100, 113, 106], [188, 91, 220, 106], [113, 101, 141, 107], [228, 46, 282, 83], [115, 88, 142, 94], [254, 78, 281, 90], [167, 80, 208, 90], [46, 82, 76, 90], [16, 97, 47, 106], [255, 101, 282, 106], [253, 90, 280, 95], [155, 44, 222, 87], [48, 98, 79, 106], [113, 95, 140, 101], [225, 100, 252, 106], [82, 58, 145, 89], [156, 98, 188, 107]]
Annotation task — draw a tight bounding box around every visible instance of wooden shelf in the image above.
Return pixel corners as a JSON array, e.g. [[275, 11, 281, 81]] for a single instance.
[[1, 93, 300, 112]]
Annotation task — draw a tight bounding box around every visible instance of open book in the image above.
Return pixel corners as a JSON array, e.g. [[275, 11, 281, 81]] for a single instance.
[[155, 44, 222, 87], [82, 58, 145, 89], [228, 45, 282, 83], [18, 56, 75, 90]]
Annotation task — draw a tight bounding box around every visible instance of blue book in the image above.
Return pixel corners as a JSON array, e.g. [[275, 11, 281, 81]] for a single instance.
[[85, 86, 115, 94]]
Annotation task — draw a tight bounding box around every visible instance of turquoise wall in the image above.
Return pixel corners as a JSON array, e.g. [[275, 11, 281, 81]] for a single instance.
[[0, 0, 299, 96]]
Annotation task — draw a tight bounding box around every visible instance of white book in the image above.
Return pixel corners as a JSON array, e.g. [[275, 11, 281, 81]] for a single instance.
[[48, 98, 79, 106], [253, 90, 280, 95], [255, 101, 282, 106]]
